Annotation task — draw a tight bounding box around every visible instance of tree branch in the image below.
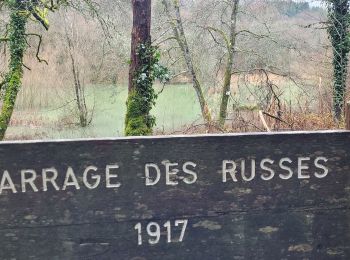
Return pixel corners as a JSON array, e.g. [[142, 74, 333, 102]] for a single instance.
[[22, 63, 31, 71], [235, 29, 279, 44], [204, 26, 230, 50], [31, 10, 49, 30], [26, 33, 48, 65]]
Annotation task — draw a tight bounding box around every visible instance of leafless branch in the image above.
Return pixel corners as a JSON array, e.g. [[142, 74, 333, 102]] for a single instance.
[[26, 33, 48, 65]]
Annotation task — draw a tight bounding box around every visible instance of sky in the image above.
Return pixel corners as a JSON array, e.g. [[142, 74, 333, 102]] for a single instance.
[[286, 0, 325, 8], [308, 1, 324, 7]]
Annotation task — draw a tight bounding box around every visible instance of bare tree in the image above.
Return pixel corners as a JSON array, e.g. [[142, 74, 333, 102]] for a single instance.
[[207, 0, 240, 128], [0, 0, 104, 139], [161, 0, 212, 125], [63, 13, 90, 127]]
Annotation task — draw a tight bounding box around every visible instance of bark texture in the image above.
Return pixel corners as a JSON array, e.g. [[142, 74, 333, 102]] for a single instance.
[[218, 0, 239, 128], [128, 0, 152, 92]]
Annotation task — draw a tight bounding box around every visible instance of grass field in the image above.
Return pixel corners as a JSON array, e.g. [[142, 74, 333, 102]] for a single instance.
[[5, 81, 310, 140]]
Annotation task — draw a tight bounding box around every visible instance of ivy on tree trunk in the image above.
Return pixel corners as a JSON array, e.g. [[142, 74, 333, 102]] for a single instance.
[[0, 2, 27, 140], [327, 0, 350, 121], [0, 0, 105, 139], [125, 0, 160, 136]]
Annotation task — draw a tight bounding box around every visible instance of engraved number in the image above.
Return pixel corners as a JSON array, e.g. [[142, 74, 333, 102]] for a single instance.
[[134, 219, 188, 245]]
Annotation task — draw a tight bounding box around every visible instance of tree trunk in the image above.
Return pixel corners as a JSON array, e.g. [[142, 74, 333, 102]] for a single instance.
[[128, 0, 152, 92], [0, 3, 27, 140], [162, 0, 212, 125], [64, 16, 89, 127], [328, 0, 350, 121], [218, 0, 239, 128], [69, 48, 88, 127], [125, 0, 153, 136], [346, 102, 350, 130]]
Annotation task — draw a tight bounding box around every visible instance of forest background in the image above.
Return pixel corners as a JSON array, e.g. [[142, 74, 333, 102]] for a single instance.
[[0, 0, 344, 140]]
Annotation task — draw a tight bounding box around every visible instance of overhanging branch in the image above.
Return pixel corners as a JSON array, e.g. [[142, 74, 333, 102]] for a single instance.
[[26, 33, 48, 65]]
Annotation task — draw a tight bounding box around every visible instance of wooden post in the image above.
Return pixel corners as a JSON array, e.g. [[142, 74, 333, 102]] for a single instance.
[[346, 102, 350, 130]]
